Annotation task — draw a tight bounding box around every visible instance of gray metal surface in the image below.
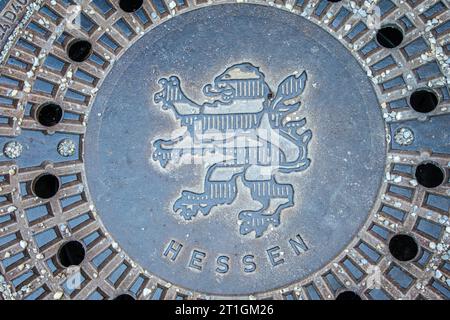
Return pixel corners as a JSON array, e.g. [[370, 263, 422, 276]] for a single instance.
[[85, 5, 385, 295], [0, 0, 449, 300]]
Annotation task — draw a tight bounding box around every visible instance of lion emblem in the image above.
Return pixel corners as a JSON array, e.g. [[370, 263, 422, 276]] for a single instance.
[[152, 63, 312, 238]]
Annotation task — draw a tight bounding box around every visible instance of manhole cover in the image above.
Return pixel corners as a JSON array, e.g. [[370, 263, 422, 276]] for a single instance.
[[0, 0, 449, 300]]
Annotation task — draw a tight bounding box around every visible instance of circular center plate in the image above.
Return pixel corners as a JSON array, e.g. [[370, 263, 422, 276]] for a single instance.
[[85, 4, 386, 295]]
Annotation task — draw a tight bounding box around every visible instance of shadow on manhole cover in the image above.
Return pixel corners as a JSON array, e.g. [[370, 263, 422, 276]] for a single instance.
[[0, 0, 449, 301]]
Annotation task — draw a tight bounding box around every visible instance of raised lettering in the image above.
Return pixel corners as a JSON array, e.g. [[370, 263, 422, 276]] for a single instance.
[[289, 234, 308, 255], [188, 250, 206, 271], [266, 246, 284, 267], [216, 255, 230, 274], [163, 239, 183, 261], [242, 254, 256, 273]]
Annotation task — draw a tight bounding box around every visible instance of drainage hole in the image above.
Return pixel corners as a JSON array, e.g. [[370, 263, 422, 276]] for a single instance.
[[415, 162, 445, 188], [32, 174, 60, 199], [409, 89, 438, 113], [336, 291, 362, 300], [114, 294, 136, 300], [376, 25, 404, 48], [119, 0, 144, 12], [389, 234, 419, 262], [37, 103, 63, 127], [67, 39, 93, 62], [58, 240, 86, 267]]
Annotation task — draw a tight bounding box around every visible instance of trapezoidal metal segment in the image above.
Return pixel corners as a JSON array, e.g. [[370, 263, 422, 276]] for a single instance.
[[0, 0, 448, 300]]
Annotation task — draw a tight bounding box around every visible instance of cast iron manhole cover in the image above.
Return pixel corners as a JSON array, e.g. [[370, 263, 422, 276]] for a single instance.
[[0, 0, 449, 300]]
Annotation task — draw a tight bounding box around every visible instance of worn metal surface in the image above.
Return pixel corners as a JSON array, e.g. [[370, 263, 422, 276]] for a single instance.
[[0, 0, 449, 300]]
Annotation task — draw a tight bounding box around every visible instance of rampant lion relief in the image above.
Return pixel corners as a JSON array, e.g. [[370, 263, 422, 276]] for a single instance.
[[152, 63, 312, 238]]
